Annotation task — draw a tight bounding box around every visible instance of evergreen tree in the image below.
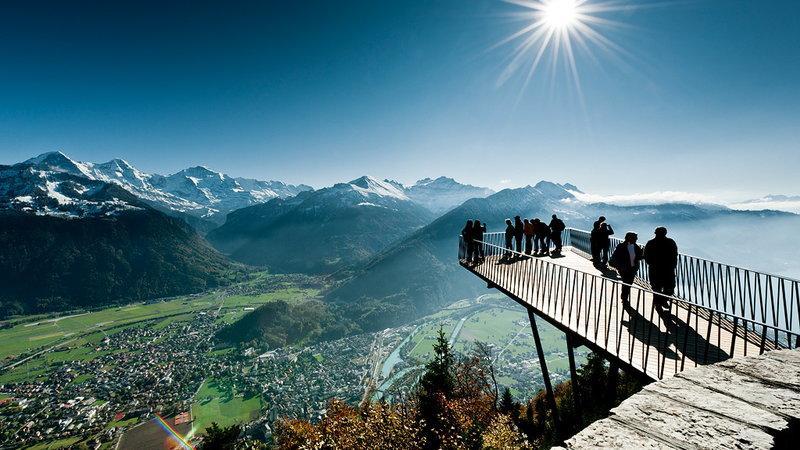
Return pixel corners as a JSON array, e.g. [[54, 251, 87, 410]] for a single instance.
[[499, 387, 517, 416], [416, 327, 456, 449]]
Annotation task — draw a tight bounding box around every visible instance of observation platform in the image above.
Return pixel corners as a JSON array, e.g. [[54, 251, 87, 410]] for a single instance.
[[459, 229, 799, 381]]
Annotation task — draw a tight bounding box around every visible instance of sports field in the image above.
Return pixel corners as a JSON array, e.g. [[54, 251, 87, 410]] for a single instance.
[[191, 378, 264, 433]]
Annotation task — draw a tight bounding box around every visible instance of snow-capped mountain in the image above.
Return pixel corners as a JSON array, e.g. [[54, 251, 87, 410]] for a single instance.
[[4, 151, 311, 223], [404, 176, 494, 213], [0, 155, 144, 218]]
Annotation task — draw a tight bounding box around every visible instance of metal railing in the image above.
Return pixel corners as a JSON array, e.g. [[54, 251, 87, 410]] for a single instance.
[[458, 232, 800, 379], [564, 228, 800, 338]]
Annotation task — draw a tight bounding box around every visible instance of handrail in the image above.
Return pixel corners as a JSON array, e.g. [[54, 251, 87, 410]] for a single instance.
[[564, 227, 800, 283]]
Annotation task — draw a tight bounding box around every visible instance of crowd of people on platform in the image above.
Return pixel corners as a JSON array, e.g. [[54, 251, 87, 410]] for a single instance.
[[461, 214, 679, 310]]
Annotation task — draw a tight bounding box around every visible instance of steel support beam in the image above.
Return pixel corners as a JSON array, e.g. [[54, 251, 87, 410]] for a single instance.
[[607, 361, 620, 407], [566, 333, 582, 425], [527, 307, 560, 431]]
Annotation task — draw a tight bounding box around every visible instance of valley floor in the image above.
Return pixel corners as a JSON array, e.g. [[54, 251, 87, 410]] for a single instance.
[[0, 275, 586, 449]]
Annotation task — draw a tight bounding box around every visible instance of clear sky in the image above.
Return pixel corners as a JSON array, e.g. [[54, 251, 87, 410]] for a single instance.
[[0, 0, 797, 197]]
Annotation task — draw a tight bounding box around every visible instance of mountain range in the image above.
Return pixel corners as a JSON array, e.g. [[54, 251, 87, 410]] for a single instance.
[[3, 150, 799, 327], [9, 151, 312, 228], [0, 151, 497, 317], [207, 176, 435, 273]]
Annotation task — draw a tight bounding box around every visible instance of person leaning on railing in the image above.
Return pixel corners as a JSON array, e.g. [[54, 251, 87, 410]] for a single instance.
[[610, 232, 644, 306]]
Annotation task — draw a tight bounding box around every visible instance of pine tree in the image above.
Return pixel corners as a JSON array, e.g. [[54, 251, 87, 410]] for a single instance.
[[499, 387, 516, 415], [417, 327, 456, 449]]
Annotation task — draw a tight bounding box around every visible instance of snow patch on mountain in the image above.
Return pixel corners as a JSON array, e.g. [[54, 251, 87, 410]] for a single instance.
[[348, 176, 409, 200], [405, 176, 494, 213]]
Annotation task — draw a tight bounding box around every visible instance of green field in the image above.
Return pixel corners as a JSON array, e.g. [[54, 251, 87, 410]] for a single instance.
[[0, 276, 320, 365], [191, 378, 264, 433], [24, 436, 82, 450], [406, 320, 458, 360]]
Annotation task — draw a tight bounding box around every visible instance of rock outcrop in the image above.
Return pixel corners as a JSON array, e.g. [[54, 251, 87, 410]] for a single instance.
[[559, 349, 800, 449]]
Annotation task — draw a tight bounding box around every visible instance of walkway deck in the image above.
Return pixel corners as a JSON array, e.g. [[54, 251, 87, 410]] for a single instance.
[[461, 247, 776, 380]]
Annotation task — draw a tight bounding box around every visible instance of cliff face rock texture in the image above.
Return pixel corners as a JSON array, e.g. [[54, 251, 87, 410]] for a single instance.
[[559, 349, 800, 449]]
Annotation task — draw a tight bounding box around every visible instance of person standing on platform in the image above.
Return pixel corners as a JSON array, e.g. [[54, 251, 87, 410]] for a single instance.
[[644, 227, 678, 309], [598, 222, 615, 268], [504, 219, 514, 259], [524, 218, 534, 255], [536, 220, 551, 256], [610, 232, 643, 305], [591, 216, 607, 265], [549, 214, 565, 255], [593, 216, 606, 231], [472, 220, 486, 262], [531, 218, 542, 255], [514, 216, 524, 254], [461, 220, 474, 263]]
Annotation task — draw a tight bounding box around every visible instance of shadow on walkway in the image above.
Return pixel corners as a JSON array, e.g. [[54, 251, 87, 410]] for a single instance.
[[620, 301, 730, 365]]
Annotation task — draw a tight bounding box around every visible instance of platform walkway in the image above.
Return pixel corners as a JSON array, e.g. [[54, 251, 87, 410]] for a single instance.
[[459, 235, 790, 380]]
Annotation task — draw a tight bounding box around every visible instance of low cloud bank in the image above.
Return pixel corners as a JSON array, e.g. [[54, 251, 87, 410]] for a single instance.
[[567, 190, 719, 206], [566, 190, 800, 215], [730, 200, 800, 214]]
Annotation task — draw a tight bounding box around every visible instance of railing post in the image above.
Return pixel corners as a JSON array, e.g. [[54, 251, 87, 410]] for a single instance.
[[527, 307, 559, 432]]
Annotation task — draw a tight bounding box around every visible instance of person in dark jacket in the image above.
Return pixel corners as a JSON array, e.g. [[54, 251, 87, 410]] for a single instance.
[[593, 216, 606, 231], [514, 216, 524, 254], [598, 222, 614, 267], [536, 220, 550, 256], [472, 220, 487, 262], [504, 219, 514, 259], [644, 227, 678, 309], [549, 214, 565, 254], [530, 218, 541, 254], [461, 220, 474, 263], [523, 219, 533, 255], [591, 216, 607, 266], [610, 232, 643, 304], [590, 221, 602, 266]]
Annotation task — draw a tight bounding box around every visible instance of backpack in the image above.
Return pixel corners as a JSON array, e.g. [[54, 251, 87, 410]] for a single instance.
[[552, 219, 565, 232]]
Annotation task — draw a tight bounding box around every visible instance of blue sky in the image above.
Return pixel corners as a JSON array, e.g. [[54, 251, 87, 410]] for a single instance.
[[0, 0, 798, 197]]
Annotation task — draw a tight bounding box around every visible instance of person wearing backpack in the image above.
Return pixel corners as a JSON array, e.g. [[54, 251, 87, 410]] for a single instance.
[[610, 232, 644, 305], [549, 214, 566, 255]]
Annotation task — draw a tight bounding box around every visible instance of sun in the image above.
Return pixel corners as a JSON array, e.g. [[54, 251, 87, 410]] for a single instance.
[[543, 0, 579, 30], [495, 0, 631, 95]]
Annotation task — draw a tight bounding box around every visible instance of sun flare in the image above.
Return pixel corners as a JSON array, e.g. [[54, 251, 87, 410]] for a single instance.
[[543, 0, 579, 30]]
